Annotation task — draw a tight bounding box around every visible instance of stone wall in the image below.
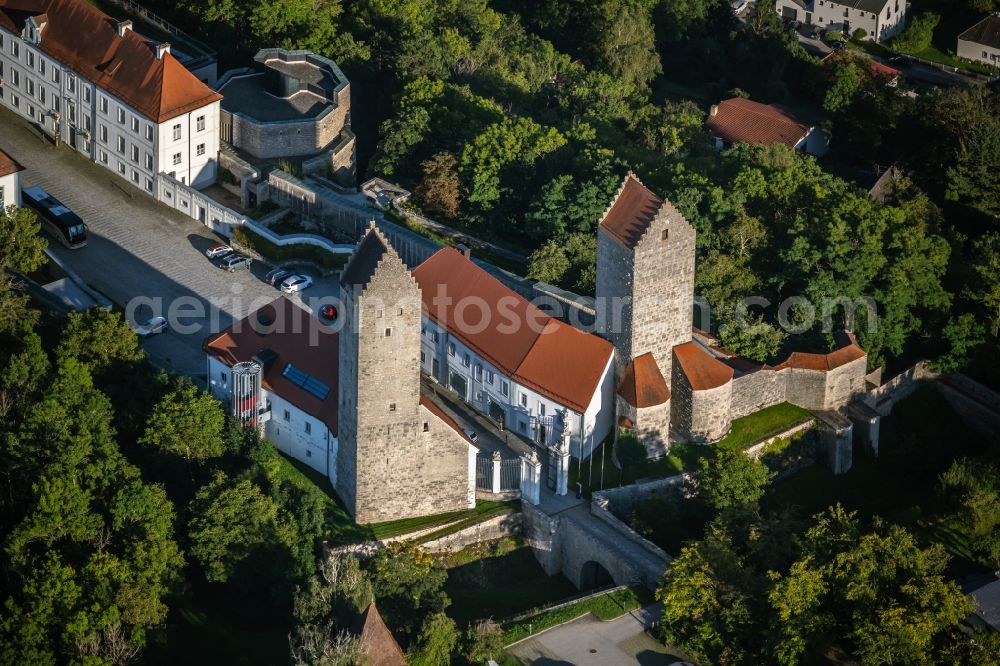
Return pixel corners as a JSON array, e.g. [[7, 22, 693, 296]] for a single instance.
[[821, 355, 869, 409], [629, 200, 696, 385], [689, 381, 733, 442], [730, 369, 789, 420], [420, 512, 523, 553], [595, 229, 634, 373], [521, 501, 563, 577], [301, 129, 357, 186], [785, 368, 830, 411], [590, 495, 670, 564], [635, 401, 671, 458], [670, 353, 695, 438]]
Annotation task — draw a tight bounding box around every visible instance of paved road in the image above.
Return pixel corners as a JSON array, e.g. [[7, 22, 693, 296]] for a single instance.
[[0, 106, 340, 376], [507, 604, 685, 666]]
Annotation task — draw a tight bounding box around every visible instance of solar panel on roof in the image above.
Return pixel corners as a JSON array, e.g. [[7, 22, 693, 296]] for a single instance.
[[281, 363, 330, 400]]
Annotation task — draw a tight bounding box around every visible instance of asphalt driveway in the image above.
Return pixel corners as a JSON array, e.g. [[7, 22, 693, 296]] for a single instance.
[[0, 106, 341, 375]]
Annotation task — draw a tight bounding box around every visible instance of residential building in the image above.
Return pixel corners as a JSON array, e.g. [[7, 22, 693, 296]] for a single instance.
[[706, 97, 829, 156], [775, 0, 907, 42], [965, 578, 1000, 633], [957, 13, 1000, 68], [0, 0, 223, 195], [0, 147, 23, 208], [412, 247, 616, 460]]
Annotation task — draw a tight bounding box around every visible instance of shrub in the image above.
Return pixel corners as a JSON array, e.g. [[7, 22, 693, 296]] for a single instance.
[[892, 12, 939, 55], [219, 168, 238, 185], [231, 226, 349, 270], [851, 28, 867, 41]]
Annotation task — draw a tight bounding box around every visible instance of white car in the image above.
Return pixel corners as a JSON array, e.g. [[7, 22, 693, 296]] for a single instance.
[[135, 316, 168, 337], [205, 242, 232, 258], [281, 274, 314, 293]]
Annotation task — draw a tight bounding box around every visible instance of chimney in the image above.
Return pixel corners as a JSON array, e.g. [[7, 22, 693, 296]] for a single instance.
[[156, 42, 171, 60], [710, 104, 719, 117], [117, 20, 132, 37], [456, 244, 471, 260]]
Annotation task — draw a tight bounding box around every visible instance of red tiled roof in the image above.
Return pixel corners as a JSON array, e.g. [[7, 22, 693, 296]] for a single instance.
[[598, 173, 663, 250], [706, 98, 816, 149], [769, 331, 866, 372], [353, 603, 408, 666], [413, 248, 614, 413], [674, 342, 734, 391], [203, 297, 339, 433], [0, 148, 24, 178], [420, 395, 471, 444], [0, 0, 222, 123], [618, 353, 670, 408]]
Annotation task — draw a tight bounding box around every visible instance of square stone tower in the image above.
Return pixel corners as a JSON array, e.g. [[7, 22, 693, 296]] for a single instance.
[[336, 224, 425, 523], [595, 173, 696, 386]]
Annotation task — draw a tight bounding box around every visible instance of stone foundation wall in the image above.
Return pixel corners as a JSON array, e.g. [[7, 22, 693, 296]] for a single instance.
[[595, 230, 634, 373], [636, 401, 671, 458], [821, 356, 869, 409], [689, 381, 733, 442], [786, 368, 830, 411], [223, 97, 350, 160], [420, 512, 523, 553]]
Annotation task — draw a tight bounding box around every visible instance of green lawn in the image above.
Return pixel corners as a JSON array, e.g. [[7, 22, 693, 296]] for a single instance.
[[501, 585, 655, 646], [444, 547, 578, 627], [370, 499, 518, 541]]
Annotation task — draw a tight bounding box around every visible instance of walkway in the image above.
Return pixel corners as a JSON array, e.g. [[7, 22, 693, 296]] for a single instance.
[[507, 603, 684, 666]]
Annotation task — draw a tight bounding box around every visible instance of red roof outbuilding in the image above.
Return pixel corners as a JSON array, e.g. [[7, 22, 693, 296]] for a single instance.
[[706, 97, 818, 149]]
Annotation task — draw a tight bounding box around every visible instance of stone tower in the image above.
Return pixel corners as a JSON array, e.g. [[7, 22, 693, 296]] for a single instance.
[[336, 224, 425, 523], [595, 173, 696, 386]]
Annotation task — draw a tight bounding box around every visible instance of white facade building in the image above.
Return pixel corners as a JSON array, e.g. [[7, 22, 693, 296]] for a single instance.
[[413, 248, 617, 459], [0, 0, 222, 195], [957, 14, 1000, 69], [0, 148, 23, 209], [775, 0, 907, 42]]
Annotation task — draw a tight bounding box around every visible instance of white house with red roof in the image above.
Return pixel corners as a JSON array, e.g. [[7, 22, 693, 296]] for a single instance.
[[0, 147, 24, 208], [0, 0, 222, 193], [413, 247, 616, 459]]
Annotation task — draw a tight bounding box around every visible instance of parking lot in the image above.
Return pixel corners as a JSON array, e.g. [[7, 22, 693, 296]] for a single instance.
[[0, 107, 341, 376]]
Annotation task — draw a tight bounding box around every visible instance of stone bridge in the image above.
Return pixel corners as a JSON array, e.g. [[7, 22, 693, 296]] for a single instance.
[[522, 501, 669, 591]]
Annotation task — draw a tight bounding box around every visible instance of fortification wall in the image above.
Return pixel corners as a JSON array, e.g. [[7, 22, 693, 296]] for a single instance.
[[730, 369, 788, 420], [636, 401, 671, 458], [689, 381, 733, 442], [595, 230, 634, 373], [786, 368, 830, 411], [822, 355, 869, 409]]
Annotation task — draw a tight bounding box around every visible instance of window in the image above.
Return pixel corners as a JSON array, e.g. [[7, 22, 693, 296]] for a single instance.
[[145, 124, 153, 141], [389, 403, 396, 411], [131, 116, 139, 133], [83, 87, 90, 103], [39, 87, 45, 104], [26, 80, 34, 97], [432, 331, 440, 343], [520, 393, 527, 407], [462, 353, 471, 367], [10, 94, 18, 109], [474, 364, 483, 380], [420, 351, 425, 363], [131, 169, 139, 184], [131, 144, 139, 161], [145, 153, 153, 170], [98, 149, 108, 164], [117, 136, 125, 154], [10, 70, 18, 87], [100, 96, 107, 114], [39, 60, 45, 76], [117, 106, 124, 123], [448, 342, 456, 356], [423, 422, 430, 432], [283, 410, 290, 422], [487, 370, 495, 385], [384, 327, 391, 337], [144, 178, 153, 192], [304, 422, 311, 435], [219, 372, 227, 386], [519, 421, 527, 434], [172, 152, 181, 165], [501, 382, 509, 397], [172, 123, 181, 140], [52, 68, 59, 84], [27, 52, 33, 68], [196, 115, 205, 131], [99, 124, 107, 142], [539, 403, 546, 416], [0, 186, 4, 208], [196, 143, 205, 156], [10, 41, 18, 57], [84, 115, 91, 132], [67, 101, 74, 123], [117, 161, 126, 175]]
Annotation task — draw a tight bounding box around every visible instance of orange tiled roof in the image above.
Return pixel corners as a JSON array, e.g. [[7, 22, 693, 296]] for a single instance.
[[769, 331, 866, 372], [674, 341, 734, 391], [598, 173, 663, 250], [706, 98, 817, 149], [0, 0, 222, 123], [618, 353, 670, 407], [0, 148, 24, 178], [412, 248, 614, 413], [203, 297, 339, 433], [353, 603, 408, 666]]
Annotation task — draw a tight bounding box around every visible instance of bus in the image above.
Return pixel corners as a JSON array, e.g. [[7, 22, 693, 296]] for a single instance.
[[22, 186, 88, 249]]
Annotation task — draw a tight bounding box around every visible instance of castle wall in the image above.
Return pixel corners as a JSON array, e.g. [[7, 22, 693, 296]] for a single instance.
[[223, 104, 349, 160], [785, 368, 830, 412], [635, 401, 671, 458], [730, 369, 789, 420], [689, 382, 733, 443], [821, 355, 869, 409]]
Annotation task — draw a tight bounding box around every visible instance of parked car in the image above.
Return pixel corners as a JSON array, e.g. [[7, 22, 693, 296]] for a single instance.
[[829, 41, 846, 51], [463, 429, 479, 443], [319, 304, 338, 320], [221, 254, 252, 272], [889, 55, 913, 68], [205, 242, 232, 258], [280, 274, 314, 293], [134, 316, 168, 337], [266, 268, 293, 286]]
